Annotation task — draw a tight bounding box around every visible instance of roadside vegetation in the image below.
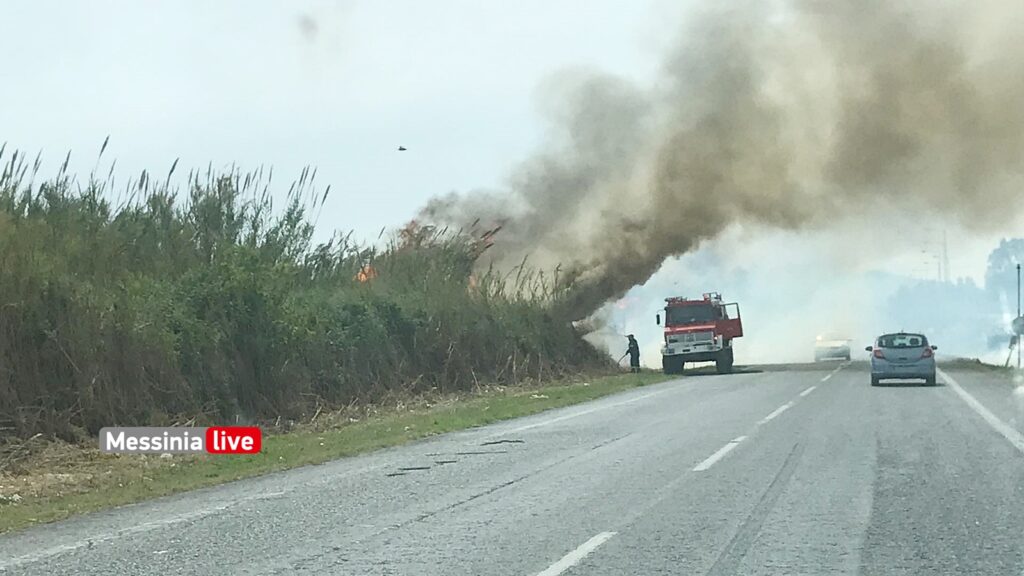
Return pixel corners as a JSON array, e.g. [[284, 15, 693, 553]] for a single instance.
[[938, 357, 1018, 372], [0, 371, 667, 533], [0, 146, 659, 530], [0, 147, 611, 444]]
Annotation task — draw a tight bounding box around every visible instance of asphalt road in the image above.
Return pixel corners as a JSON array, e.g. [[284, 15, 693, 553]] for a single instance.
[[4, 361, 1024, 575]]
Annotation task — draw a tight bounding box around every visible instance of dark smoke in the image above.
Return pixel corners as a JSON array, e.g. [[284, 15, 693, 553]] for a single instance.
[[420, 1, 1024, 319]]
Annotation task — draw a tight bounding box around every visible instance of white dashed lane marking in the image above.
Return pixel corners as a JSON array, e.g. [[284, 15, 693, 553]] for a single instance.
[[693, 362, 846, 472], [534, 532, 617, 576], [693, 436, 747, 472], [820, 361, 848, 382], [758, 401, 793, 425]]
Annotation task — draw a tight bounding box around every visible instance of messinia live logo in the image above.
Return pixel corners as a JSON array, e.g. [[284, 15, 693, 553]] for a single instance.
[[99, 427, 262, 454]]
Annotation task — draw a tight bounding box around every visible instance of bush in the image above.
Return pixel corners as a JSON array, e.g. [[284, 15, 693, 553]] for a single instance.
[[0, 150, 608, 439]]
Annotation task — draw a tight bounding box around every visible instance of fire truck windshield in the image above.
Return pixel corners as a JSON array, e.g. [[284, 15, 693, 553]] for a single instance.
[[665, 304, 719, 326]]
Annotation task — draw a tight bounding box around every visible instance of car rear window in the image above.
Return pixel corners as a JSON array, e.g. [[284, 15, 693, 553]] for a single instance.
[[878, 333, 928, 348]]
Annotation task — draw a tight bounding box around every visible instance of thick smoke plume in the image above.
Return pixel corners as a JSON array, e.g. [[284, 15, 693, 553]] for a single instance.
[[421, 1, 1024, 319]]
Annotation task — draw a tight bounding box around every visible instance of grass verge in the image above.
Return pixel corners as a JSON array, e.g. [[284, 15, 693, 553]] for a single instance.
[[0, 370, 669, 534], [938, 357, 1017, 373]]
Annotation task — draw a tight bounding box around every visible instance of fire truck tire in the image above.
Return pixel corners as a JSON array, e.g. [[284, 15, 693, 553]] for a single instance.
[[716, 348, 734, 374], [662, 356, 684, 375], [663, 354, 688, 373]]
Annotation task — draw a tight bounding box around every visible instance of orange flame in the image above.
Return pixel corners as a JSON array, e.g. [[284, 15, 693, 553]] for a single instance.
[[355, 265, 378, 283]]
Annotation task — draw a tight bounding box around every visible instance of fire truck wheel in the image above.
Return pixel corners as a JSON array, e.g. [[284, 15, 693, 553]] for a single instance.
[[716, 349, 734, 374], [662, 356, 683, 375]]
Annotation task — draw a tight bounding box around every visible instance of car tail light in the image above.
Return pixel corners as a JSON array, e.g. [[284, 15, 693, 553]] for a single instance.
[[921, 347, 933, 359], [872, 348, 885, 359]]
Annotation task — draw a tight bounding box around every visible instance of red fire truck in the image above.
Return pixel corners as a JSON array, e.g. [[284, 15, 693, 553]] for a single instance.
[[656, 292, 743, 374]]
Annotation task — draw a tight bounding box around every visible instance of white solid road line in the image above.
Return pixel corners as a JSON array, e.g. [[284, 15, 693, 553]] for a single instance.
[[938, 368, 1024, 454], [693, 437, 746, 472], [497, 390, 669, 437], [535, 532, 617, 576], [799, 385, 817, 397], [0, 490, 290, 571], [0, 460, 388, 570], [758, 401, 793, 425]]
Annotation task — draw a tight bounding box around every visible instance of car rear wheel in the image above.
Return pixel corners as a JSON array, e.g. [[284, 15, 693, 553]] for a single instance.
[[870, 375, 880, 386], [925, 375, 936, 386]]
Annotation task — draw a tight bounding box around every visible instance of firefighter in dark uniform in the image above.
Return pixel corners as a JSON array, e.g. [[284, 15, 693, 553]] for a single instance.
[[626, 334, 641, 373]]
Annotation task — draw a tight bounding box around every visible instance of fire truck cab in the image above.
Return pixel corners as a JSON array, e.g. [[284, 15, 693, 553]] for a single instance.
[[656, 292, 743, 375]]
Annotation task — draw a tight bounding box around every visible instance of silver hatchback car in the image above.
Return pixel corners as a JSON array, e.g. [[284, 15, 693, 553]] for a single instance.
[[866, 332, 937, 386]]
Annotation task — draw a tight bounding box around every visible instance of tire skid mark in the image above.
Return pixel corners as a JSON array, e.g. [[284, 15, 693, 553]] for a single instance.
[[703, 442, 805, 576]]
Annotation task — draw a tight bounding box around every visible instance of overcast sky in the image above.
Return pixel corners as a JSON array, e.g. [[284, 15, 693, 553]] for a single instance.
[[0, 1, 1014, 284], [1, 0, 689, 244]]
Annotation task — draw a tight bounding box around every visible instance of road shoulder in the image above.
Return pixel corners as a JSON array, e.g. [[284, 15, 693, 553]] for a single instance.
[[0, 371, 669, 534]]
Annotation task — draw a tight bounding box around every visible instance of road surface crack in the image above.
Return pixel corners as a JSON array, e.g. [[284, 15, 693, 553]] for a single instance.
[[279, 434, 634, 573], [480, 439, 525, 446]]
